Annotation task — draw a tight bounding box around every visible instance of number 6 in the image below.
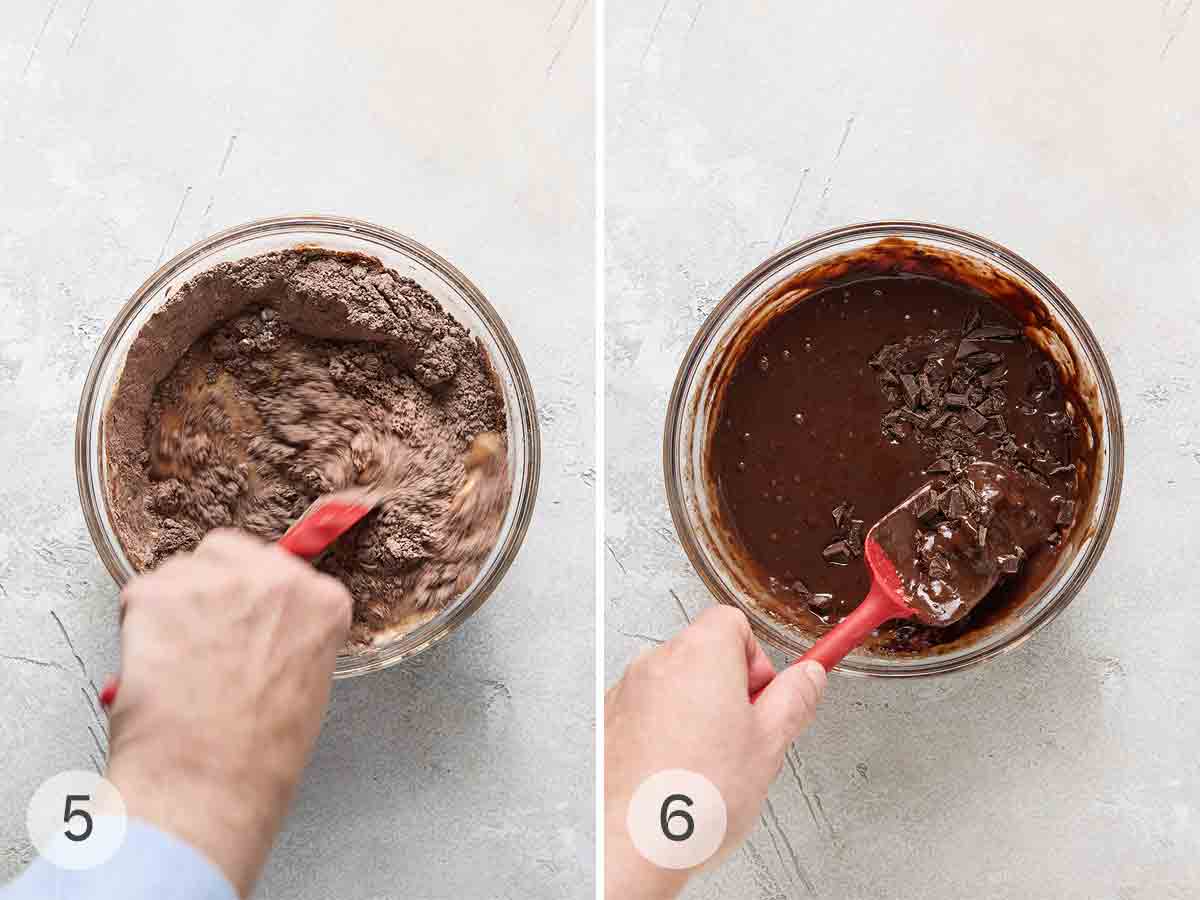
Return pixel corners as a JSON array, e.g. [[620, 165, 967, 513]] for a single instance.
[[659, 794, 695, 843]]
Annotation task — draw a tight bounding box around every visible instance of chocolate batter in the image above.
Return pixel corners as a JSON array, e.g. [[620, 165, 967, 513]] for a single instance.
[[104, 248, 510, 648], [710, 255, 1094, 655]]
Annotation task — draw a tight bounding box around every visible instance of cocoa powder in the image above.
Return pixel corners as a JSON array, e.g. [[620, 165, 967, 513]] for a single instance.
[[104, 248, 510, 647]]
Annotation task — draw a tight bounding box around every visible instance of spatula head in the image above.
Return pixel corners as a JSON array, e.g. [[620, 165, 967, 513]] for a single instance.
[[278, 488, 380, 562], [867, 461, 1059, 626], [862, 535, 915, 619]]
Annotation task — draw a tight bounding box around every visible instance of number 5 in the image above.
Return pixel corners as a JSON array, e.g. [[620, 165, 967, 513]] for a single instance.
[[63, 794, 93, 843]]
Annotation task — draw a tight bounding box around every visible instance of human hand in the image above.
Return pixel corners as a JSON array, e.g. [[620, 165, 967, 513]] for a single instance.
[[106, 529, 352, 898], [605, 606, 827, 900]]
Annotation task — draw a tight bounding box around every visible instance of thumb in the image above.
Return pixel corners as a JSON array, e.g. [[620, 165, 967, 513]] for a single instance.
[[754, 660, 828, 745]]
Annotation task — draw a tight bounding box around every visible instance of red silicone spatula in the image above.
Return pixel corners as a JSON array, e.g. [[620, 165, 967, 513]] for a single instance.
[[276, 488, 381, 561], [791, 535, 916, 673], [98, 489, 380, 709], [751, 461, 1057, 698], [749, 536, 914, 702]]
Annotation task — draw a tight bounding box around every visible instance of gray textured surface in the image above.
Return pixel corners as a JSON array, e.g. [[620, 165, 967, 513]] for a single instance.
[[0, 1, 593, 897], [607, 2, 1198, 898]]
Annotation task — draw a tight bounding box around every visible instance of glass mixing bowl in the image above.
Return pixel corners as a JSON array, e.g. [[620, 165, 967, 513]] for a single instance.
[[664, 221, 1123, 677], [76, 215, 540, 678]]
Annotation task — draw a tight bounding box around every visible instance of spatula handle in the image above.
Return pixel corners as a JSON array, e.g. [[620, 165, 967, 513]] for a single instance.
[[797, 580, 911, 672], [750, 580, 911, 702]]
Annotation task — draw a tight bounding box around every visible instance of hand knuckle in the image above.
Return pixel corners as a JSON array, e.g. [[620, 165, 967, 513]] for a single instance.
[[302, 571, 349, 613], [630, 646, 672, 682], [321, 581, 352, 617], [695, 604, 747, 635], [198, 528, 247, 556], [119, 579, 150, 608], [227, 527, 269, 551], [712, 604, 749, 632]]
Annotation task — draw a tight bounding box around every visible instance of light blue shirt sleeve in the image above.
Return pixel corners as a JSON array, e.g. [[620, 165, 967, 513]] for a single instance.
[[2, 818, 238, 900]]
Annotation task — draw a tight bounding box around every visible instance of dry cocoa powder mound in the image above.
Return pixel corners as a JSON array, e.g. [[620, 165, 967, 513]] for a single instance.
[[104, 248, 510, 647]]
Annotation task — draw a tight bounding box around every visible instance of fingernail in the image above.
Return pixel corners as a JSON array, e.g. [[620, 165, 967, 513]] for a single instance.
[[800, 660, 828, 694]]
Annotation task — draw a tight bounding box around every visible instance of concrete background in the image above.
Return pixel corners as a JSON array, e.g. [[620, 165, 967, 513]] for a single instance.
[[607, 2, 1198, 899], [0, 1, 593, 897]]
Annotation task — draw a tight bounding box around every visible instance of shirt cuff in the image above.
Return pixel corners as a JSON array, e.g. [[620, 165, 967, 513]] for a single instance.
[[3, 818, 238, 900]]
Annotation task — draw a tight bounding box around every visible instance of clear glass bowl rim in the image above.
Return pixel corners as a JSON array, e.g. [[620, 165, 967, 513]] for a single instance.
[[663, 220, 1125, 678], [75, 214, 541, 678]]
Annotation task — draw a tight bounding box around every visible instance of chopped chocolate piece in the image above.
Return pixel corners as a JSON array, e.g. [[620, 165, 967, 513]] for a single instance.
[[945, 392, 969, 409], [960, 407, 988, 433], [926, 457, 953, 474], [1056, 500, 1075, 526], [929, 413, 953, 430], [898, 407, 931, 427], [955, 340, 984, 361], [822, 540, 852, 566], [914, 531, 936, 564], [965, 351, 1004, 370], [899, 373, 921, 407], [918, 373, 935, 406], [980, 368, 1008, 388], [966, 325, 1022, 341], [998, 555, 1021, 575], [807, 593, 835, 613], [1016, 462, 1050, 487], [832, 501, 854, 530], [1032, 455, 1062, 477], [976, 523, 988, 549], [928, 553, 951, 580], [791, 579, 812, 598], [847, 519, 865, 556], [1028, 360, 1056, 401], [1046, 410, 1074, 433], [959, 481, 980, 510], [1049, 463, 1076, 477], [964, 308, 982, 334], [941, 485, 967, 519], [966, 386, 986, 407], [912, 484, 941, 525]]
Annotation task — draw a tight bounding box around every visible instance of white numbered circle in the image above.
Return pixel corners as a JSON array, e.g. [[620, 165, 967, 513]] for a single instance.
[[626, 769, 727, 870], [26, 771, 128, 870]]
